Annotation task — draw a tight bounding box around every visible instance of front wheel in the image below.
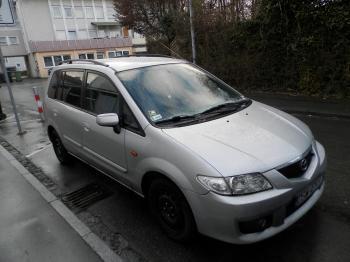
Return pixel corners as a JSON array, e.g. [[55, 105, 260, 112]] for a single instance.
[[147, 178, 196, 242], [51, 130, 74, 165]]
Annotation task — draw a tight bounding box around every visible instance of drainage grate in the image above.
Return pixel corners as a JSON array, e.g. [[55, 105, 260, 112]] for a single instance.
[[61, 183, 112, 211]]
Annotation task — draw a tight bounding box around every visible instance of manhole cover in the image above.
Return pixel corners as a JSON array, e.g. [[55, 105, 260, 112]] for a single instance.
[[61, 183, 112, 211]]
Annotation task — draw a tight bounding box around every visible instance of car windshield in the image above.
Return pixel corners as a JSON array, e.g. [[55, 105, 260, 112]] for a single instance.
[[117, 63, 246, 126]]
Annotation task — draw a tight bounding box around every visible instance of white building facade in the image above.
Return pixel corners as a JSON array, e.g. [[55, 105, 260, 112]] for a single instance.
[[0, 0, 147, 78]]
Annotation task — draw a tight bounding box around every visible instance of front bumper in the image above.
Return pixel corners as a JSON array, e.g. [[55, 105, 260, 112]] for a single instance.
[[186, 141, 326, 244]]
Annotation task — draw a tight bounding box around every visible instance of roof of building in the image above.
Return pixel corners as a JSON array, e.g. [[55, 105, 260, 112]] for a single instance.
[[29, 37, 132, 53]]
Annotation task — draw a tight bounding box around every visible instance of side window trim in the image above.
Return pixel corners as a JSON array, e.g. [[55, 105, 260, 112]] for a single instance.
[[120, 97, 145, 137], [82, 70, 119, 115], [85, 70, 119, 94], [57, 69, 85, 110], [47, 69, 59, 99], [82, 70, 145, 136]]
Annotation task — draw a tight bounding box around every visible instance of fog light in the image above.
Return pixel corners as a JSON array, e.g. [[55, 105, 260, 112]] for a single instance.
[[239, 216, 272, 234], [257, 218, 267, 229]]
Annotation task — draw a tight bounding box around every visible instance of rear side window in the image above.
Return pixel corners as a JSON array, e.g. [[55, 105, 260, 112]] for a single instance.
[[62, 71, 84, 107], [84, 72, 119, 115], [48, 70, 60, 99]]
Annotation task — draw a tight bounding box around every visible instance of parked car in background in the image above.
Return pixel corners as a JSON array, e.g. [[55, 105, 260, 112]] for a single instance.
[[44, 56, 326, 244]]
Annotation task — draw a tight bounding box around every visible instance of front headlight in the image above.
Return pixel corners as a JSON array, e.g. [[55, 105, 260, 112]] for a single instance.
[[197, 173, 272, 196], [197, 176, 232, 195]]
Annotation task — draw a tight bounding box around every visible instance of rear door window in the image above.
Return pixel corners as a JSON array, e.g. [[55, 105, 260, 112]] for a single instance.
[[62, 71, 84, 108], [84, 72, 119, 115]]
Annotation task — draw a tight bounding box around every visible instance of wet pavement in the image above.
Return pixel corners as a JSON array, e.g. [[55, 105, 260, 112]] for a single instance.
[[0, 148, 102, 262], [0, 79, 350, 261]]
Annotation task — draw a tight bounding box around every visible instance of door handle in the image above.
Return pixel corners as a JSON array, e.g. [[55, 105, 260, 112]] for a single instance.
[[52, 109, 58, 117], [82, 122, 90, 132]]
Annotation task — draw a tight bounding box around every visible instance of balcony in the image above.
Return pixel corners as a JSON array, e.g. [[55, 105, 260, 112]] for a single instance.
[[29, 37, 132, 53], [132, 37, 146, 46]]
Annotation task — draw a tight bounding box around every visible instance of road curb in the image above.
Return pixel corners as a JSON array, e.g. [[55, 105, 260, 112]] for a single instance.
[[284, 109, 350, 120], [0, 145, 123, 262]]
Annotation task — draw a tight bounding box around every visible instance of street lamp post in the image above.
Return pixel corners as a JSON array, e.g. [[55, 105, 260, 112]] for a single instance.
[[0, 0, 23, 134], [0, 47, 23, 134], [0, 100, 6, 120], [189, 0, 196, 64]]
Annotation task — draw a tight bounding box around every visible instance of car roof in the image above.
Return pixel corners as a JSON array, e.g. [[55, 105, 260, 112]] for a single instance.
[[56, 56, 188, 72]]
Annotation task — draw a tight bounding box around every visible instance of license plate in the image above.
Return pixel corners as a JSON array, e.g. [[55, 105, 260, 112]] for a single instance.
[[294, 175, 323, 207]]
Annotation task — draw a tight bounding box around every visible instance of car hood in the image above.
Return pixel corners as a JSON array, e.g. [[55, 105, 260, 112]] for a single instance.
[[162, 101, 313, 177]]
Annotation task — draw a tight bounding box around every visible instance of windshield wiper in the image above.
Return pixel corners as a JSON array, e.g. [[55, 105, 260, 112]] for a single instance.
[[200, 99, 251, 116], [200, 102, 240, 115], [155, 114, 199, 125]]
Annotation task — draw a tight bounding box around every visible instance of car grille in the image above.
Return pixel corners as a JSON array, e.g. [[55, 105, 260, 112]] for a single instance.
[[278, 150, 313, 179]]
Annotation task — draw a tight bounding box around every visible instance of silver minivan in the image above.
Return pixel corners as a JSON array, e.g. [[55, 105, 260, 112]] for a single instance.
[[44, 56, 326, 244]]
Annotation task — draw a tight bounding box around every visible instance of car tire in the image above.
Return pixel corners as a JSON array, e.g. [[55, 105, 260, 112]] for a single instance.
[[51, 129, 74, 165], [147, 178, 196, 242]]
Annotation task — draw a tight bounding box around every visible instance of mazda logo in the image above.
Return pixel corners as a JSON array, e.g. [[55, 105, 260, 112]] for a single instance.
[[300, 158, 309, 171]]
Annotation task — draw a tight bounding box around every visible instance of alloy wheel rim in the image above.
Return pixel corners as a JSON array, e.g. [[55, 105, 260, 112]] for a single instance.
[[158, 193, 181, 229]]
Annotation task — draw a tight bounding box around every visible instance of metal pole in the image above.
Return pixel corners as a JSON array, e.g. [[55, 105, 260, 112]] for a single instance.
[[0, 100, 6, 120], [32, 86, 45, 121], [189, 0, 196, 64], [0, 46, 24, 134]]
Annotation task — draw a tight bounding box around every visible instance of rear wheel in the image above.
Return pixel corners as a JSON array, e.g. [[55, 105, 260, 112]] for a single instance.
[[147, 178, 196, 242], [51, 129, 74, 165]]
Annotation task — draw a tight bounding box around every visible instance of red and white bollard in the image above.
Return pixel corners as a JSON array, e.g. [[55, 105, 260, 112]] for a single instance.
[[33, 86, 45, 121]]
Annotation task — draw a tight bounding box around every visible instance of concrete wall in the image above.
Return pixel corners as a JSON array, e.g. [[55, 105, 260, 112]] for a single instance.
[[17, 0, 55, 41], [0, 1, 28, 57], [5, 56, 27, 71], [0, 28, 27, 56]]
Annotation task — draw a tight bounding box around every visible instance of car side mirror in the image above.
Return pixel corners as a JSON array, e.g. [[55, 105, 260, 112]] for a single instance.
[[96, 113, 121, 134]]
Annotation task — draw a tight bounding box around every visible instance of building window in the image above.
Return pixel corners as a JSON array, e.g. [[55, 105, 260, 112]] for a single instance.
[[74, 7, 84, 18], [85, 7, 94, 18], [44, 57, 54, 67], [107, 8, 115, 19], [78, 53, 94, 60], [94, 0, 103, 6], [108, 50, 129, 58], [108, 51, 116, 58], [8, 37, 18, 45], [98, 29, 106, 38], [89, 29, 97, 38], [0, 37, 7, 46], [95, 7, 104, 19], [53, 55, 63, 65], [67, 30, 77, 40], [64, 7, 73, 18], [96, 52, 104, 59], [56, 30, 67, 40], [0, 36, 19, 46], [78, 29, 88, 39], [63, 55, 71, 61], [52, 6, 62, 18], [43, 55, 71, 68]]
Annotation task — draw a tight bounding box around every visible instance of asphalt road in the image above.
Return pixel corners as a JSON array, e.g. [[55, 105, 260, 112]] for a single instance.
[[1, 80, 349, 261]]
